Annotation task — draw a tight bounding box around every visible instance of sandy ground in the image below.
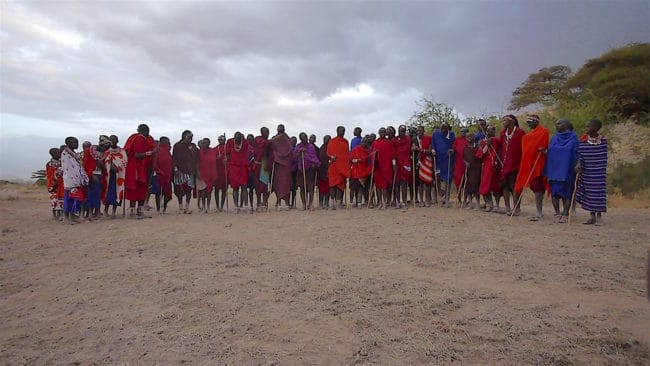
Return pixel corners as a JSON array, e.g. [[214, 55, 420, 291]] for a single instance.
[[1, 192, 649, 365]]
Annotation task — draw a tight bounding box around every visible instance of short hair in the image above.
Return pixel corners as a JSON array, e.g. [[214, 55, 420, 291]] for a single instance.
[[49, 148, 59, 157], [588, 119, 602, 130], [65, 136, 77, 146]]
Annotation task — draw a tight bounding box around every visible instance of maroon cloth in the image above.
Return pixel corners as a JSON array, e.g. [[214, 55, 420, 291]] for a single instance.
[[529, 176, 545, 193], [214, 144, 227, 190], [394, 135, 412, 182], [172, 141, 197, 174], [226, 138, 250, 188], [270, 133, 293, 200], [199, 147, 218, 192], [476, 137, 501, 195], [499, 126, 525, 180], [253, 136, 269, 193], [155, 145, 173, 201], [453, 136, 468, 189], [124, 133, 155, 202], [318, 141, 330, 193], [371, 137, 394, 190], [463, 144, 482, 195]]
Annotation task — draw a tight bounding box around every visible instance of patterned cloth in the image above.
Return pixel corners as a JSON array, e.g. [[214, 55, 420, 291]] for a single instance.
[[103, 147, 128, 205], [576, 136, 607, 213], [46, 159, 64, 210]]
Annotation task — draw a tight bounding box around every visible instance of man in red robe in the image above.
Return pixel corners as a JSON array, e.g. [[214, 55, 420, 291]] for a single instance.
[[371, 127, 394, 209], [393, 125, 412, 208], [327, 126, 350, 209], [198, 138, 218, 213], [226, 132, 250, 213], [414, 126, 434, 206], [253, 127, 270, 211], [476, 125, 501, 212], [270, 124, 293, 210], [318, 135, 331, 209], [172, 130, 197, 214], [499, 115, 526, 215], [452, 127, 469, 204], [124, 124, 156, 218], [214, 135, 227, 212], [515, 114, 549, 221], [350, 136, 372, 207], [154, 136, 173, 214]]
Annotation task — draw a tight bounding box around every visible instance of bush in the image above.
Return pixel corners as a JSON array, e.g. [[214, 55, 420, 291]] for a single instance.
[[609, 155, 650, 196]]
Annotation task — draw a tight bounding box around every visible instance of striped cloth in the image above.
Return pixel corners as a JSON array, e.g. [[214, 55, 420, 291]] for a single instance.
[[576, 137, 607, 213]]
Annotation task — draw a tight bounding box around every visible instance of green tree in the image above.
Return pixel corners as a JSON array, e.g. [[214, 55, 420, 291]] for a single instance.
[[566, 42, 650, 120], [509, 65, 572, 110], [407, 97, 462, 133]]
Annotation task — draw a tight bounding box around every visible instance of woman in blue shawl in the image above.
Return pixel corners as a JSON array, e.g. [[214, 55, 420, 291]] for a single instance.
[[544, 119, 578, 223], [432, 123, 455, 206]]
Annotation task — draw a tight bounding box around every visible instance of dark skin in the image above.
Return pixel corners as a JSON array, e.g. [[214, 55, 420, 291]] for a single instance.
[[63, 138, 79, 224], [198, 138, 213, 213], [481, 126, 501, 210], [130, 125, 156, 215], [374, 128, 390, 209], [103, 135, 121, 218], [501, 116, 520, 215], [48, 148, 62, 220], [526, 117, 546, 220], [175, 131, 195, 212], [329, 126, 346, 208], [413, 126, 433, 206], [319, 135, 331, 209], [579, 119, 604, 225], [394, 125, 410, 208], [351, 136, 370, 207], [214, 136, 227, 211], [155, 137, 171, 215], [252, 127, 270, 210], [296, 132, 314, 210], [229, 132, 248, 212], [272, 125, 291, 208], [551, 120, 571, 220]]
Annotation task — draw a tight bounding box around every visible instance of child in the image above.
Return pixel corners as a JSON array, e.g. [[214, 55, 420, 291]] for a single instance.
[[46, 147, 64, 220], [61, 137, 89, 224], [102, 135, 128, 219]]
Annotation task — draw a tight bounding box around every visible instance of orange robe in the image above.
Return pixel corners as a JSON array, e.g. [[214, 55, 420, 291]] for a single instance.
[[515, 126, 549, 194], [327, 136, 350, 191]]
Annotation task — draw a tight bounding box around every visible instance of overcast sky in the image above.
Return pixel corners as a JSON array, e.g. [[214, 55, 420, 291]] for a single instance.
[[1, 1, 648, 179]]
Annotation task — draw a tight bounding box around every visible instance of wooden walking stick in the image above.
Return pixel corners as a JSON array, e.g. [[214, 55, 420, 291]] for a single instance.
[[412, 150, 416, 208], [568, 172, 580, 225], [301, 151, 308, 211], [267, 161, 275, 213], [458, 166, 468, 210], [224, 135, 229, 214], [367, 152, 377, 209], [432, 156, 439, 206], [509, 151, 542, 219], [445, 153, 452, 207], [391, 162, 397, 207]]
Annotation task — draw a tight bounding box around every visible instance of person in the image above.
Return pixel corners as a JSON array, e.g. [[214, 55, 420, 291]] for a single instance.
[[393, 125, 412, 209], [462, 132, 482, 209], [318, 135, 331, 209], [83, 136, 109, 220], [432, 123, 455, 207], [515, 115, 549, 221], [246, 134, 255, 210], [414, 126, 434, 206], [350, 127, 363, 150], [452, 127, 468, 204], [225, 132, 250, 213], [545, 119, 579, 223], [289, 135, 298, 208], [371, 127, 394, 209], [102, 135, 127, 218], [124, 124, 156, 218], [475, 119, 488, 141], [269, 124, 293, 210], [172, 130, 197, 214], [476, 125, 501, 212], [253, 127, 271, 212], [576, 119, 608, 226], [292, 132, 321, 210], [45, 147, 64, 220], [327, 126, 350, 209], [198, 138, 218, 213], [350, 135, 372, 208], [154, 136, 173, 214], [214, 135, 227, 212], [61, 137, 89, 224], [310, 134, 319, 154], [499, 115, 526, 215]]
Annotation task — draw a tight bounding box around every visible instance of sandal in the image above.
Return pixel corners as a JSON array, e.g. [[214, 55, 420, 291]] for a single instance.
[[557, 215, 567, 223]]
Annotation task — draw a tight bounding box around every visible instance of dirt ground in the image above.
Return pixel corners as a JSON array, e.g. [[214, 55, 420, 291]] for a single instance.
[[1, 191, 649, 365]]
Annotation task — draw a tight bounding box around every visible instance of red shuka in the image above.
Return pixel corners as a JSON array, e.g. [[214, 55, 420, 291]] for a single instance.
[[371, 137, 394, 190], [226, 138, 249, 188]]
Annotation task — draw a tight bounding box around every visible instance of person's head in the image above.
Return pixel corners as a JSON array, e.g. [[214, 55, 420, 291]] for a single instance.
[[378, 127, 387, 138], [369, 133, 376, 143], [398, 125, 407, 137], [203, 138, 211, 148], [109, 135, 119, 147], [197, 138, 205, 148], [586, 119, 602, 137], [487, 125, 496, 138], [322, 135, 331, 145], [277, 124, 285, 134], [218, 134, 225, 145], [440, 123, 450, 134], [459, 126, 469, 137], [98, 135, 111, 150], [502, 114, 519, 129], [336, 126, 345, 137], [555, 119, 570, 133], [247, 134, 254, 145], [299, 132, 308, 144], [387, 126, 395, 138], [181, 130, 193, 143], [290, 136, 297, 146], [526, 114, 540, 130], [82, 141, 91, 150], [353, 127, 362, 137], [159, 136, 170, 147], [234, 132, 243, 144], [65, 136, 79, 150], [138, 124, 150, 137], [466, 132, 476, 144], [416, 126, 425, 137], [477, 119, 487, 132], [309, 134, 316, 144], [260, 127, 270, 139], [49, 147, 61, 160]]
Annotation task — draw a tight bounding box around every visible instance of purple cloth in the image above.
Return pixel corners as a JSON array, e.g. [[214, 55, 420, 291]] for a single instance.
[[292, 143, 321, 171]]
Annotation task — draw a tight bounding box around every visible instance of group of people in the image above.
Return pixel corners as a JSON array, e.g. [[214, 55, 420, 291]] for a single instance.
[[45, 115, 608, 225]]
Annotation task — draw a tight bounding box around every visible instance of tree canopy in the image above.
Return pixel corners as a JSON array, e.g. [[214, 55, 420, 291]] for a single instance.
[[508, 65, 572, 111], [407, 97, 462, 133]]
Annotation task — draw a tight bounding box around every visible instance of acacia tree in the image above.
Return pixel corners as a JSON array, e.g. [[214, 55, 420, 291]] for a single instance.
[[509, 65, 572, 110], [407, 97, 462, 133]]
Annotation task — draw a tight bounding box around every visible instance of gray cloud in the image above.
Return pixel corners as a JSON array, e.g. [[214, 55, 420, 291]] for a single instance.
[[1, 1, 648, 178]]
